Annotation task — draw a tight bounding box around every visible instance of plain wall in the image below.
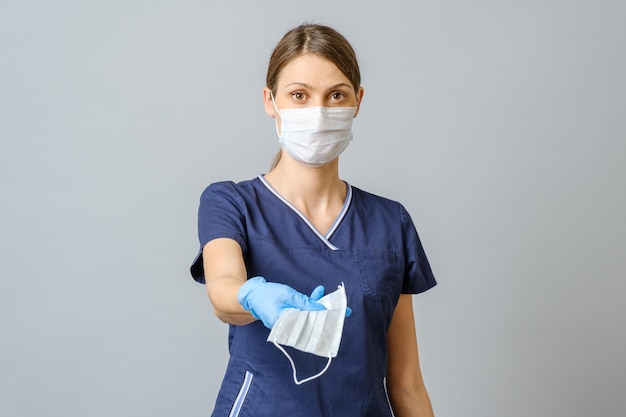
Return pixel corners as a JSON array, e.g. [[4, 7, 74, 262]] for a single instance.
[[1, 1, 625, 416]]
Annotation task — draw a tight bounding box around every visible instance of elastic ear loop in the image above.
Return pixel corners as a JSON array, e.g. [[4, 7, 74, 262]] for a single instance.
[[269, 92, 281, 137], [273, 341, 332, 385]]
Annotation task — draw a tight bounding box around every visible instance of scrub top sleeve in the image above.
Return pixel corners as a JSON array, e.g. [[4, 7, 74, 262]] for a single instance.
[[400, 204, 437, 294], [190, 181, 248, 283]]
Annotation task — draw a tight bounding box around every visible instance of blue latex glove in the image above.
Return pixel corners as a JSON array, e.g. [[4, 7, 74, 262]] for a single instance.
[[238, 276, 326, 329], [310, 285, 352, 317]]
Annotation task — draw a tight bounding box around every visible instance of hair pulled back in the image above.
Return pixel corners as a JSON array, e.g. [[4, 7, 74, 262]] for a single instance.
[[266, 23, 361, 94]]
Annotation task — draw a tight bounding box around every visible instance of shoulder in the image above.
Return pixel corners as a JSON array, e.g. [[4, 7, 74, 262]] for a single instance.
[[349, 185, 418, 232], [350, 185, 407, 214], [200, 177, 258, 194], [199, 177, 260, 202]]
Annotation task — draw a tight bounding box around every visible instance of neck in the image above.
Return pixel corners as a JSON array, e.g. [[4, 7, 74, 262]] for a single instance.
[[264, 153, 345, 208]]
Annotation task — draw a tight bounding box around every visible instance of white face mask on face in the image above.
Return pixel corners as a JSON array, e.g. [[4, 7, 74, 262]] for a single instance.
[[267, 283, 347, 385], [271, 94, 356, 167]]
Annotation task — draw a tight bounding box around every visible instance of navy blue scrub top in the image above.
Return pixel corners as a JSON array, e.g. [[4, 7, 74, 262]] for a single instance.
[[191, 175, 436, 417]]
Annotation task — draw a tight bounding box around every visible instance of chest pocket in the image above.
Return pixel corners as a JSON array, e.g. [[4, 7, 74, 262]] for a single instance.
[[353, 249, 402, 302]]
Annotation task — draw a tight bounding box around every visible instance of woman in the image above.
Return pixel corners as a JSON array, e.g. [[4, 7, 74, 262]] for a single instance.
[[191, 23, 437, 417]]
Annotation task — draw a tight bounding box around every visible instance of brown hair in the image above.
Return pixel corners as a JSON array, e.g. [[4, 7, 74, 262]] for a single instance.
[[266, 23, 361, 170]]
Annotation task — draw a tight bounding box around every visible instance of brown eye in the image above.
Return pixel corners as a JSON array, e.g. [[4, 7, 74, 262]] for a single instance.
[[331, 92, 346, 101], [292, 92, 305, 101]]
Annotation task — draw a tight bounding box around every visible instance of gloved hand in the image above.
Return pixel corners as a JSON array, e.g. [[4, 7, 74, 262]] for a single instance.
[[238, 276, 326, 329], [307, 285, 352, 317]]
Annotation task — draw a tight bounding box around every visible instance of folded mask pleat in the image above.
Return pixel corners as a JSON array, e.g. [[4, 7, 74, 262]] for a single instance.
[[267, 283, 346, 359], [302, 309, 328, 353]]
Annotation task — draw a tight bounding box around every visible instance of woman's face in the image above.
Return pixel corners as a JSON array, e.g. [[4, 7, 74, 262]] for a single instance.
[[264, 53, 363, 127]]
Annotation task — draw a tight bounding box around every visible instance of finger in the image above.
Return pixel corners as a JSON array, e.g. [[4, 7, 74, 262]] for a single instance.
[[303, 299, 327, 311], [290, 293, 327, 311]]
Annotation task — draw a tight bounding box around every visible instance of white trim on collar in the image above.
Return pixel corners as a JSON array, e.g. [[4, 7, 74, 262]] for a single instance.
[[257, 175, 351, 251]]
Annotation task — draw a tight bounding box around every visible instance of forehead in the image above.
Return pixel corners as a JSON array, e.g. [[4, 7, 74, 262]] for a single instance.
[[277, 54, 353, 89]]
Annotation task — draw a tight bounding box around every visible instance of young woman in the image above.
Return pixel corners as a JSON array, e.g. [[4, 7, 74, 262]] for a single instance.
[[191, 23, 437, 417]]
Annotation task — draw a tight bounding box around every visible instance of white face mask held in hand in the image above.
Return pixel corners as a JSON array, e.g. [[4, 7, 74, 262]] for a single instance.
[[267, 283, 347, 385], [271, 93, 356, 167]]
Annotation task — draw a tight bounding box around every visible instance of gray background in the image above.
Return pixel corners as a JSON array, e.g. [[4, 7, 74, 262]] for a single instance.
[[1, 1, 625, 416]]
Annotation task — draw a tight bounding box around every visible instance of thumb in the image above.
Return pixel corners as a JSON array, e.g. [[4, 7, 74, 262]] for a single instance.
[[309, 285, 325, 301]]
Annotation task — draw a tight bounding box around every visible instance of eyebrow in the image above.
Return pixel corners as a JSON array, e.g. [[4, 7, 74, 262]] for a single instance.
[[284, 82, 353, 90]]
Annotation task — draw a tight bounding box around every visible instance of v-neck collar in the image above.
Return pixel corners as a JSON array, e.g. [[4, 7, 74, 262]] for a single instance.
[[257, 174, 352, 250]]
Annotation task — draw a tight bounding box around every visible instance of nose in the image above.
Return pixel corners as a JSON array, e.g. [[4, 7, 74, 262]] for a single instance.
[[314, 94, 325, 106], [309, 94, 326, 107]]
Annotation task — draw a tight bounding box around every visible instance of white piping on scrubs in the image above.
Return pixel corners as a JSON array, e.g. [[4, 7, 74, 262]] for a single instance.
[[228, 371, 254, 417], [257, 175, 352, 251], [383, 377, 397, 417]]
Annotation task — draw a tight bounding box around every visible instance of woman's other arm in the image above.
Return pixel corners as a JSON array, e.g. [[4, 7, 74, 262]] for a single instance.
[[386, 294, 434, 417]]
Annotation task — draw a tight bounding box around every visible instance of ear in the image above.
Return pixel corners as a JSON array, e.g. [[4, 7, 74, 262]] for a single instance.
[[353, 86, 364, 118], [263, 87, 276, 118]]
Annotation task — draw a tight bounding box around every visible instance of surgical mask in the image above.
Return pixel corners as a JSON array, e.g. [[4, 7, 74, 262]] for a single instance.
[[267, 283, 347, 385], [271, 94, 356, 167]]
